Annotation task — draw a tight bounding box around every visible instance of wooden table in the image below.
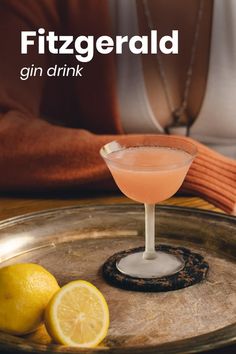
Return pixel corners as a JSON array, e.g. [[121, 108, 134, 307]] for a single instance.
[[0, 193, 223, 221]]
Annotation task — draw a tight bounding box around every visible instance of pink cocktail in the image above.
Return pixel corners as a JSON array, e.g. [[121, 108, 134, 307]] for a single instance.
[[100, 136, 197, 278], [107, 146, 191, 204]]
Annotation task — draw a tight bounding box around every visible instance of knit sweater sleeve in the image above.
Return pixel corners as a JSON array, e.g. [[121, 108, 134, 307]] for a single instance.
[[0, 0, 236, 215], [182, 138, 236, 214], [0, 0, 118, 192]]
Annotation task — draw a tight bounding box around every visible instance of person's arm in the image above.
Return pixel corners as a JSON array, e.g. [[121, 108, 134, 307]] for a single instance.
[[0, 1, 236, 215], [182, 139, 236, 214], [0, 0, 117, 191], [0, 111, 118, 191]]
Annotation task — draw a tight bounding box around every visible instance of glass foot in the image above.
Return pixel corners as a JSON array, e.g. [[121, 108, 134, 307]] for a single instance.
[[116, 251, 185, 279]]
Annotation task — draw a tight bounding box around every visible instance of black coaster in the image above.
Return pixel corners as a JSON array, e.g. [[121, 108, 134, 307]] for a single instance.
[[102, 245, 209, 292]]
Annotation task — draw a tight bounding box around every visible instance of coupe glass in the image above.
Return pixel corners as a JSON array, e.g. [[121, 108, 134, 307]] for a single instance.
[[100, 135, 197, 278]]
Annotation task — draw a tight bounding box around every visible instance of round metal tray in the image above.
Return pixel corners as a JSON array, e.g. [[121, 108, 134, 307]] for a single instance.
[[0, 204, 235, 354]]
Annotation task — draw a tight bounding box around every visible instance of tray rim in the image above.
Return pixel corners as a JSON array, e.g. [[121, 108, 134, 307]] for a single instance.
[[0, 203, 235, 354], [0, 321, 235, 354], [0, 203, 235, 230]]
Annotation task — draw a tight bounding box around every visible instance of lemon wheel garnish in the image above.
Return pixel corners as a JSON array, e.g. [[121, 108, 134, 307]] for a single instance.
[[44, 280, 109, 347]]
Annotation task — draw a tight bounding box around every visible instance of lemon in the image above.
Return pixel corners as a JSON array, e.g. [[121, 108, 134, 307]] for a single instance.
[[44, 280, 109, 347], [0, 263, 60, 335]]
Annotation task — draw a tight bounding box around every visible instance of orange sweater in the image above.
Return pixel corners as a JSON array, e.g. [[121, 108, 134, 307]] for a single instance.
[[0, 0, 236, 214]]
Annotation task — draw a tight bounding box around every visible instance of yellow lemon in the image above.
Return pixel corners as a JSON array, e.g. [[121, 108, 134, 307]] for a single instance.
[[0, 263, 60, 335], [45, 280, 109, 347]]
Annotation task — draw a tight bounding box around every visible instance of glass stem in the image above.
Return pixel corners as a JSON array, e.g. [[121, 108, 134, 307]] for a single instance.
[[143, 204, 157, 260]]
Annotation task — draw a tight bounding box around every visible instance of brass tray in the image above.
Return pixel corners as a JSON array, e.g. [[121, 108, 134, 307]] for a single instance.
[[0, 204, 235, 354]]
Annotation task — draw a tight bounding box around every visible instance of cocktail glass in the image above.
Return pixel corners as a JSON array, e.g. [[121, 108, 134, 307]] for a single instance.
[[100, 135, 197, 279]]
